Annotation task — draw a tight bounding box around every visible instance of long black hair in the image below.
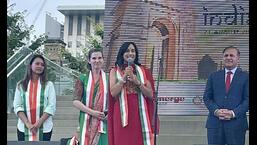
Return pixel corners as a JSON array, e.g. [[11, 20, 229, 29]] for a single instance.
[[115, 42, 141, 67], [86, 48, 104, 70], [20, 54, 48, 91]]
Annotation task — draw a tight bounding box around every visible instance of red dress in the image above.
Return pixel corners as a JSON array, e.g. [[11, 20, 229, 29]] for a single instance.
[[108, 66, 159, 145]]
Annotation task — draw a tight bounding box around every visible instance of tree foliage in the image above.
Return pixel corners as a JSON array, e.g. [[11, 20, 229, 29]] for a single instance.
[[29, 35, 48, 51], [61, 23, 104, 74], [82, 23, 104, 59], [61, 49, 88, 73], [7, 3, 47, 59], [95, 23, 104, 39], [7, 10, 32, 58]]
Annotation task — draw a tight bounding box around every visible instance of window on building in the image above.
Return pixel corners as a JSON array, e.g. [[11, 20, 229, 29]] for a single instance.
[[60, 25, 64, 40], [86, 14, 91, 35], [76, 41, 82, 48], [77, 15, 82, 35], [68, 41, 72, 48], [68, 15, 73, 35], [95, 14, 100, 24]]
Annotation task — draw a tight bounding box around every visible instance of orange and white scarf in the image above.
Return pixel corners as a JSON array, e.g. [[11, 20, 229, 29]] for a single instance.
[[22, 79, 45, 141]]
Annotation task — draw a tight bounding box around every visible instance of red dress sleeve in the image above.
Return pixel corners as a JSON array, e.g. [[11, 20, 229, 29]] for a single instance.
[[144, 66, 160, 135], [107, 68, 116, 145]]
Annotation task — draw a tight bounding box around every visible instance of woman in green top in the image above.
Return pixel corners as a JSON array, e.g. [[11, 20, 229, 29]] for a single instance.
[[73, 49, 108, 145]]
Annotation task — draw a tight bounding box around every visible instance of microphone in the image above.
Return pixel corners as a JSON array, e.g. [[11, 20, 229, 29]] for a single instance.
[[127, 57, 134, 67], [126, 57, 134, 81], [104, 110, 108, 116]]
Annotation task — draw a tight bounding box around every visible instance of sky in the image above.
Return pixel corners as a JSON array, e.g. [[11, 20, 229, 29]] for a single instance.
[[8, 0, 105, 39]]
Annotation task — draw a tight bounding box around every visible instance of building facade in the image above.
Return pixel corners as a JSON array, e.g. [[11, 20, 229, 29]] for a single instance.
[[45, 13, 64, 40], [44, 13, 65, 65], [103, 0, 249, 80], [57, 5, 104, 57], [44, 39, 66, 65]]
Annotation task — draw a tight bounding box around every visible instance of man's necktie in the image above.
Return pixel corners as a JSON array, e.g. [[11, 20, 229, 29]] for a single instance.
[[226, 71, 233, 93]]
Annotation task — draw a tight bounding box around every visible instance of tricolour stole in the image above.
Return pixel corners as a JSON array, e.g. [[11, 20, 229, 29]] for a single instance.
[[21, 79, 45, 141], [79, 70, 108, 145]]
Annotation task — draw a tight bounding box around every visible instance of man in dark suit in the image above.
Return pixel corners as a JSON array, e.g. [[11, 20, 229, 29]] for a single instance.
[[203, 46, 249, 145]]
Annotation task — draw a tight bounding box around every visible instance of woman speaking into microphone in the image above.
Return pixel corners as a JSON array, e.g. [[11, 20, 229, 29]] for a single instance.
[[108, 42, 159, 145]]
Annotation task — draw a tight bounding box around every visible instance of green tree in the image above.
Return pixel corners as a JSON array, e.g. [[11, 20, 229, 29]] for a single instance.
[[95, 23, 104, 39], [29, 35, 48, 51], [82, 23, 104, 58], [7, 3, 47, 59], [89, 23, 103, 49], [60, 23, 104, 74], [61, 49, 87, 73], [7, 10, 31, 58]]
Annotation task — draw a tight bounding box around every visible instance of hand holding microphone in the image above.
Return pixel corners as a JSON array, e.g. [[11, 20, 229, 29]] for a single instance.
[[125, 57, 141, 86], [125, 57, 134, 81]]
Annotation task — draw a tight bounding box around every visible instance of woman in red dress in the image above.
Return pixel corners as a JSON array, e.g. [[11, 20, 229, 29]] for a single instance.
[[108, 42, 159, 145]]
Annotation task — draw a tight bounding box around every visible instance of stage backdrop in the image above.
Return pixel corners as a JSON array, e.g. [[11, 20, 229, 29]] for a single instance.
[[102, 0, 249, 115]]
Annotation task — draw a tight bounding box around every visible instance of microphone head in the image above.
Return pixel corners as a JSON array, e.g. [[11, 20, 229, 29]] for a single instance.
[[127, 57, 134, 66]]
